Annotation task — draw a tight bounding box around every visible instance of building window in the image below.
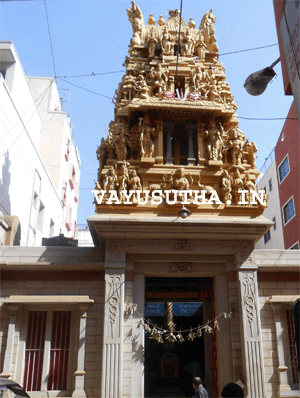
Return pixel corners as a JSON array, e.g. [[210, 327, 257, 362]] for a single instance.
[[273, 217, 277, 230], [278, 156, 290, 183], [23, 310, 71, 392], [268, 179, 272, 192], [264, 229, 271, 244], [283, 197, 295, 225], [263, 186, 267, 193], [69, 165, 76, 189]]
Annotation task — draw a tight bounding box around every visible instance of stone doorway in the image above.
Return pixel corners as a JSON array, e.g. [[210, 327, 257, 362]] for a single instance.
[[144, 278, 216, 398]]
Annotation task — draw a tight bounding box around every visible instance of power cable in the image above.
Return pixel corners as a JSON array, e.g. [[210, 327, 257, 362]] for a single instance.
[[219, 43, 278, 57], [56, 70, 125, 79], [174, 0, 183, 90], [57, 77, 114, 100], [44, 0, 57, 79]]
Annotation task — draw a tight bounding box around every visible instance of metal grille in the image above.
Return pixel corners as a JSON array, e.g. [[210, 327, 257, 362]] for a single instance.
[[47, 311, 71, 390], [23, 311, 47, 391], [286, 309, 300, 384]]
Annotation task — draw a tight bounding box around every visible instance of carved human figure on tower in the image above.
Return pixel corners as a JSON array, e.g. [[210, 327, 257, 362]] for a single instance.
[[139, 115, 157, 158], [183, 26, 195, 56], [116, 161, 130, 202], [135, 74, 149, 99], [103, 166, 117, 195], [229, 127, 245, 166], [192, 66, 204, 93], [221, 169, 232, 203], [115, 125, 129, 161], [172, 167, 193, 190], [232, 169, 244, 205], [153, 64, 168, 94], [162, 27, 174, 55], [96, 137, 107, 173], [204, 120, 223, 161], [128, 169, 142, 203]]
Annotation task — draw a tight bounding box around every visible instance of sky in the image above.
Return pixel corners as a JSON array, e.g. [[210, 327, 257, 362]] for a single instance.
[[0, 0, 293, 226]]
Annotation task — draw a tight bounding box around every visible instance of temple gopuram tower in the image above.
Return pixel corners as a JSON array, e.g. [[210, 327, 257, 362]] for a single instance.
[[88, 4, 272, 397]]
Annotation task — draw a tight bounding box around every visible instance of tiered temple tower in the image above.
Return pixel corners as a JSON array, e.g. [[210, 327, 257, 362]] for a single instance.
[[88, 4, 272, 397]]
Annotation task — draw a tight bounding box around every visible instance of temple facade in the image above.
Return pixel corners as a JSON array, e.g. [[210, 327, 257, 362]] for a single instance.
[[0, 3, 299, 398]]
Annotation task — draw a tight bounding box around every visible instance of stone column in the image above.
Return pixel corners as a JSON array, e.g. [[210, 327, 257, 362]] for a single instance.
[[0, 305, 20, 379], [271, 303, 292, 395], [101, 250, 126, 398], [72, 304, 89, 398], [237, 266, 266, 398], [164, 120, 175, 165], [185, 123, 196, 165], [132, 274, 145, 398], [155, 118, 164, 164], [214, 274, 233, 392], [197, 120, 206, 165]]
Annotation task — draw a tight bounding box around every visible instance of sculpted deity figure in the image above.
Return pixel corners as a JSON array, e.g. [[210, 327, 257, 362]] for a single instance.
[[162, 27, 174, 55], [115, 125, 129, 161], [153, 64, 168, 94], [116, 161, 130, 202], [147, 26, 158, 58], [96, 137, 107, 173], [139, 115, 157, 158], [245, 140, 258, 169], [182, 27, 195, 56], [243, 173, 256, 205], [135, 74, 149, 99], [229, 128, 245, 166], [203, 67, 221, 102], [128, 169, 142, 203], [172, 167, 193, 190], [221, 170, 232, 203], [199, 9, 217, 46], [103, 166, 117, 195], [192, 66, 204, 93], [195, 33, 207, 60], [204, 120, 223, 161], [232, 169, 244, 205]]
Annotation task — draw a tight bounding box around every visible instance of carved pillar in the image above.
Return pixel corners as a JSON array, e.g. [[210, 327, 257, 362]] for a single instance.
[[185, 123, 196, 165], [238, 269, 266, 398], [101, 250, 126, 398], [164, 120, 175, 165], [72, 305, 89, 398], [155, 117, 164, 164], [0, 305, 20, 379], [132, 274, 145, 398], [197, 120, 206, 165], [271, 303, 292, 395], [214, 274, 233, 392]]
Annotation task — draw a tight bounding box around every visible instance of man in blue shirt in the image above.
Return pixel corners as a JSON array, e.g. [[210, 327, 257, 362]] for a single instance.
[[192, 377, 209, 398]]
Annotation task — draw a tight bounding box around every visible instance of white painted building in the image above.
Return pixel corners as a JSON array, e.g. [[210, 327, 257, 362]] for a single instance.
[[0, 42, 80, 245], [256, 153, 284, 249]]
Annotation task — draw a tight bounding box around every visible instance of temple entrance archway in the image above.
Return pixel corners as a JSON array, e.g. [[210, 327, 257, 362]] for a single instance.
[[144, 278, 217, 398]]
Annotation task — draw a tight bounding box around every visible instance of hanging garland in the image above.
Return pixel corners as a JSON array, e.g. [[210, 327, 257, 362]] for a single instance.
[[124, 303, 232, 344]]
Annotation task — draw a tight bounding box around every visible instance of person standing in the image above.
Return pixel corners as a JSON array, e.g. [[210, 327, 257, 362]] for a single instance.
[[192, 377, 209, 398]]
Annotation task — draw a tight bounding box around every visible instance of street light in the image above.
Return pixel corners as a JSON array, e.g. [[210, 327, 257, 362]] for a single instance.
[[177, 205, 190, 219], [244, 57, 280, 96]]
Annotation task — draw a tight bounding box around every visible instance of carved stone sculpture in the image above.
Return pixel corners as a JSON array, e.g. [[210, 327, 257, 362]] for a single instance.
[[221, 170, 232, 203], [139, 115, 157, 158], [162, 27, 174, 55], [232, 169, 244, 205], [128, 170, 142, 203], [103, 166, 117, 195], [116, 161, 130, 202], [96, 137, 107, 173], [153, 64, 168, 94], [229, 127, 245, 166], [115, 126, 129, 161], [204, 120, 223, 161], [172, 167, 192, 190]]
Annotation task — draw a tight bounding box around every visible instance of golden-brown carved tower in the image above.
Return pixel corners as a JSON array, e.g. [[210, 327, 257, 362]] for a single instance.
[[94, 2, 267, 217]]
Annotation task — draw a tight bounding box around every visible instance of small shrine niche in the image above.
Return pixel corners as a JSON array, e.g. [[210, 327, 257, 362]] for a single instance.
[[94, 2, 267, 216]]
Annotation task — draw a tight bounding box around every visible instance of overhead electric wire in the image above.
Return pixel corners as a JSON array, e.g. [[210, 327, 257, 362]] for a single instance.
[[56, 70, 125, 79], [44, 0, 57, 79], [57, 77, 114, 100], [219, 43, 278, 56]]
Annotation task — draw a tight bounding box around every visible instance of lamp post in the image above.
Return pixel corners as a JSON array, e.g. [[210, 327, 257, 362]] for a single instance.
[[244, 57, 280, 96]]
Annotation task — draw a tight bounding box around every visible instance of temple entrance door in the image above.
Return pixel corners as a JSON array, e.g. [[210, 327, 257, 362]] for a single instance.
[[144, 278, 216, 398]]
